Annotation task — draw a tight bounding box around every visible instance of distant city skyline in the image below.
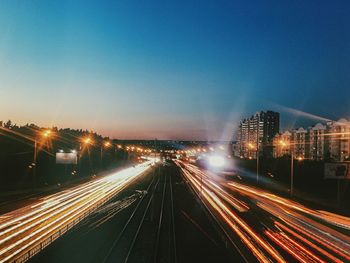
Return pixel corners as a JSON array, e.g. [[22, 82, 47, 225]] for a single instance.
[[1, 107, 348, 141], [0, 1, 349, 140]]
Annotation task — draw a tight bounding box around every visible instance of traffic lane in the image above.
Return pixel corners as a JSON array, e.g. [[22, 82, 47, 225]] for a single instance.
[[202, 168, 350, 261], [0, 165, 130, 215], [32, 163, 237, 263], [177, 162, 283, 262], [223, 180, 350, 234], [220, 190, 350, 263], [222, 182, 350, 262], [166, 163, 240, 263], [199, 165, 350, 233], [177, 161, 350, 262], [29, 169, 156, 263], [0, 162, 153, 262], [0, 162, 152, 234]]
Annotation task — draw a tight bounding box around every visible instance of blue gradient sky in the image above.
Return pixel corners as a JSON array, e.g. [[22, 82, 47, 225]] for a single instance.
[[0, 1, 349, 140]]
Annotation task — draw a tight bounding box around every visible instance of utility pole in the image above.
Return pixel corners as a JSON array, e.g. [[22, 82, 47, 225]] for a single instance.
[[337, 180, 341, 207], [290, 151, 294, 197], [256, 126, 260, 184], [100, 146, 103, 164], [33, 138, 38, 181]]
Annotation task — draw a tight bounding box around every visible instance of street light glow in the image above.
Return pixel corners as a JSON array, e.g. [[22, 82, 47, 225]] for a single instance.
[[83, 137, 92, 145], [279, 140, 288, 147], [42, 130, 51, 138], [248, 143, 256, 150]]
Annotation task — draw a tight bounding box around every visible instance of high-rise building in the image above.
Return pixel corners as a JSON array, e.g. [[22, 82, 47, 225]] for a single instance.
[[270, 118, 350, 161], [273, 128, 308, 158], [292, 127, 308, 158], [236, 110, 280, 158], [308, 123, 326, 160], [326, 118, 350, 161]]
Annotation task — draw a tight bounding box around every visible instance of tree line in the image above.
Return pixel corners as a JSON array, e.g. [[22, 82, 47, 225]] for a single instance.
[[0, 120, 128, 190]]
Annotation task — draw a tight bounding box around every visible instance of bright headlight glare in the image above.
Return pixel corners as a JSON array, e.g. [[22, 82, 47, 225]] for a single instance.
[[208, 155, 225, 167]]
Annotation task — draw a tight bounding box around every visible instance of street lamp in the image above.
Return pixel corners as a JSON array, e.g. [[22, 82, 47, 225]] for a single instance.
[[42, 130, 51, 138], [101, 141, 111, 161], [78, 136, 93, 174], [79, 137, 93, 155], [83, 137, 92, 145], [279, 140, 294, 197], [248, 143, 259, 184], [33, 129, 52, 181]]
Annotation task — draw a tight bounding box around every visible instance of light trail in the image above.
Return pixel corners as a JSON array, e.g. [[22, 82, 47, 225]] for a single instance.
[[175, 160, 350, 263], [0, 161, 154, 263], [180, 169, 270, 262], [264, 230, 308, 263], [278, 231, 325, 263], [176, 160, 285, 263], [184, 164, 249, 212], [227, 181, 350, 230], [274, 222, 342, 263], [255, 201, 350, 259]]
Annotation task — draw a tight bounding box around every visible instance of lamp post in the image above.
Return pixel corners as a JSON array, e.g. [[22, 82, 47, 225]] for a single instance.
[[79, 137, 93, 174], [280, 140, 294, 197], [33, 129, 52, 181], [248, 143, 259, 184], [101, 141, 111, 163], [80, 137, 92, 155], [256, 143, 259, 184], [290, 150, 294, 197]]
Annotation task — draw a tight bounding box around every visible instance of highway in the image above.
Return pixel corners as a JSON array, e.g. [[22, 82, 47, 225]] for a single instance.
[[0, 161, 154, 263], [2, 158, 350, 263], [175, 160, 350, 263], [29, 162, 234, 263]]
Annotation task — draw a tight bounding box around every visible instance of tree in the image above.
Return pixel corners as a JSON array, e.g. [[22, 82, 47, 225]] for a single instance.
[[4, 120, 12, 128]]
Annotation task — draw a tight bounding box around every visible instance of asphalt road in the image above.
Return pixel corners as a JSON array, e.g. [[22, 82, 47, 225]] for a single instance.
[[175, 160, 350, 263], [4, 159, 348, 263], [28, 162, 236, 263], [0, 161, 154, 263]]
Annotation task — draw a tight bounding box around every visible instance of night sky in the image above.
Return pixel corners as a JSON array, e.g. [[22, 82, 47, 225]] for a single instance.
[[0, 1, 349, 140]]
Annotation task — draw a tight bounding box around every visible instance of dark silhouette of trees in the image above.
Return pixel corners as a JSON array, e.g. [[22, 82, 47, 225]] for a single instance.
[[0, 120, 128, 190]]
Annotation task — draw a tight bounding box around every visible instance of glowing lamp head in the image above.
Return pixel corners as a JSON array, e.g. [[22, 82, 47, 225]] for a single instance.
[[279, 140, 287, 147], [83, 137, 92, 145], [248, 143, 255, 150], [42, 130, 51, 138]]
